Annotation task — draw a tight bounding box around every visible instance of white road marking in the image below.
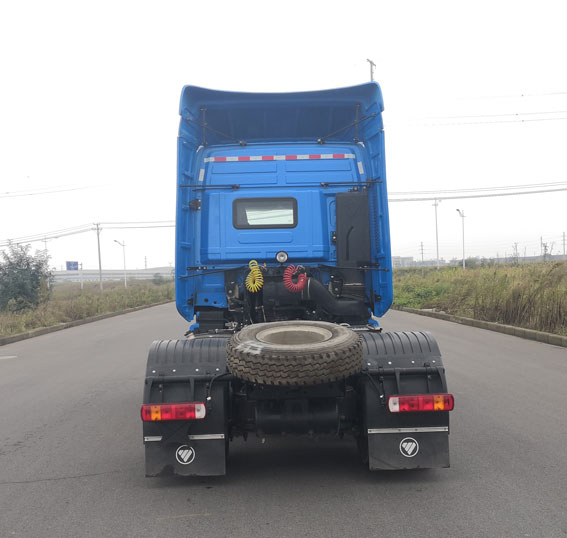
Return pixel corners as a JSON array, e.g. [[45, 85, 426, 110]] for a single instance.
[[0, 355, 17, 360]]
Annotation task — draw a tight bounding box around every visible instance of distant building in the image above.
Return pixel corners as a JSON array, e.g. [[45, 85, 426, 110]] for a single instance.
[[52, 266, 174, 283], [392, 256, 414, 268]]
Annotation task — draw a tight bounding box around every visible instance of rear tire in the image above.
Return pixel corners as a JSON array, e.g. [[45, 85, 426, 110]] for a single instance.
[[227, 321, 362, 385]]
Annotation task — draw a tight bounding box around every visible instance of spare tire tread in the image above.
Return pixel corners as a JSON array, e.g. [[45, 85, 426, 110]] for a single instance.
[[226, 322, 363, 385]]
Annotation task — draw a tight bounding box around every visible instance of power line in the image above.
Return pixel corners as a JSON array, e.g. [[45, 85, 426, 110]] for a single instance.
[[389, 187, 567, 202], [101, 220, 174, 230], [0, 226, 94, 248], [416, 116, 567, 127], [471, 91, 567, 99], [0, 186, 89, 198], [101, 220, 174, 225], [0, 224, 95, 243], [422, 110, 567, 121], [389, 181, 567, 196], [103, 224, 174, 230], [0, 221, 174, 247]]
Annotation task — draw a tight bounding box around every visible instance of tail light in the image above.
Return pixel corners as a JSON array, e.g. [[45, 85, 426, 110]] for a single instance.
[[388, 394, 454, 413], [141, 402, 206, 422]]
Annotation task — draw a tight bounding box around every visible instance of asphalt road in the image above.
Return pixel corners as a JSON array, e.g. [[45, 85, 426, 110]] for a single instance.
[[1, 304, 566, 538]]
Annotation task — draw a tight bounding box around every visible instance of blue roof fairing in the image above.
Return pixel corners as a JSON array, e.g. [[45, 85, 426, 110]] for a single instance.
[[179, 83, 384, 146]]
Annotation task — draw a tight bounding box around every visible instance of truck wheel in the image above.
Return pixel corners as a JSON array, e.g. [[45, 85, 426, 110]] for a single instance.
[[227, 321, 362, 385]]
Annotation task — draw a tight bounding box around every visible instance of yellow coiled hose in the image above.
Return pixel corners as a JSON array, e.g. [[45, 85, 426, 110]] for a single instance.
[[245, 260, 264, 293]]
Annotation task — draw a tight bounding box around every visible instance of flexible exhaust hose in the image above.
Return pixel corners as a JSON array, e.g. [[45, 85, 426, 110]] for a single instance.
[[302, 278, 368, 318]]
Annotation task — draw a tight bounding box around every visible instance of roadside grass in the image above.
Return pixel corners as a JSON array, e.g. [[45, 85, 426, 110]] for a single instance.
[[393, 262, 567, 336], [3, 264, 566, 338], [0, 279, 174, 337]]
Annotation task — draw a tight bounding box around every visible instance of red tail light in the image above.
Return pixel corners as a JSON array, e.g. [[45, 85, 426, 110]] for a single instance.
[[388, 394, 454, 413], [141, 402, 206, 422]]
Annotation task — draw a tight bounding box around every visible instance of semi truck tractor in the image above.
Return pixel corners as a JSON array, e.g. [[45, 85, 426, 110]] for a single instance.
[[141, 82, 454, 476]]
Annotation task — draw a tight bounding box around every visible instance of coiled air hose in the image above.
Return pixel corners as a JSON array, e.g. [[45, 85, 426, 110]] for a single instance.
[[283, 265, 307, 293], [245, 260, 264, 293]]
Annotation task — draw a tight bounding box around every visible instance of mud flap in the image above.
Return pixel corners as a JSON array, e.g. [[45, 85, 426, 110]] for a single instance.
[[360, 376, 451, 470], [358, 331, 451, 470], [143, 380, 229, 476], [142, 337, 229, 477], [145, 435, 227, 477], [367, 428, 449, 470]]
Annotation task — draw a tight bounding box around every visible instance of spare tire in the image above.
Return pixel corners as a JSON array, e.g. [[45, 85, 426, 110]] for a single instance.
[[227, 321, 362, 385]]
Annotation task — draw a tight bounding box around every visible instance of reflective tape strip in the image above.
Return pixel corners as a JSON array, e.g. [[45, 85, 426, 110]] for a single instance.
[[188, 434, 225, 440], [367, 426, 448, 434], [203, 153, 356, 163], [144, 436, 163, 442]]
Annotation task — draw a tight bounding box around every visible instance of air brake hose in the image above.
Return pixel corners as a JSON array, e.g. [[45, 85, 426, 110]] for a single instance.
[[283, 265, 307, 293], [245, 260, 264, 292]]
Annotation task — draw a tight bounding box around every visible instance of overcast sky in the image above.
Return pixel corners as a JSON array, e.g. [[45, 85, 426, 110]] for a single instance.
[[1, 0, 566, 270]]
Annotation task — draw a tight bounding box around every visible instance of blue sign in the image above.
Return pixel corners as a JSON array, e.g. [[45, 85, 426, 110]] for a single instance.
[[66, 261, 79, 271]]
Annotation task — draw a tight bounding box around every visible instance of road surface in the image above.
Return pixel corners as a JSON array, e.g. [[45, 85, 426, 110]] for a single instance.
[[1, 304, 566, 538]]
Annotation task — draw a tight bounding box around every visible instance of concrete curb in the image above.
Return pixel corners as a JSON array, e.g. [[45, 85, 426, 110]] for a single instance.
[[391, 305, 567, 348], [0, 300, 175, 347]]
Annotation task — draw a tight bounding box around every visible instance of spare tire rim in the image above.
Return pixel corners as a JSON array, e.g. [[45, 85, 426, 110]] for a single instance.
[[255, 325, 333, 346]]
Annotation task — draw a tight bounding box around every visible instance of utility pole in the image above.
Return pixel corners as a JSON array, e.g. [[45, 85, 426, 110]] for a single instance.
[[80, 262, 84, 291], [420, 241, 425, 277], [456, 209, 466, 270], [512, 243, 519, 265], [42, 237, 50, 290], [114, 240, 127, 288], [366, 58, 376, 82], [433, 199, 440, 271], [95, 223, 103, 291]]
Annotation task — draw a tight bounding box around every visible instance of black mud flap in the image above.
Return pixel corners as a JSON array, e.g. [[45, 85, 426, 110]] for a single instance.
[[145, 435, 227, 477], [367, 428, 449, 470], [359, 331, 451, 471], [142, 338, 229, 477]]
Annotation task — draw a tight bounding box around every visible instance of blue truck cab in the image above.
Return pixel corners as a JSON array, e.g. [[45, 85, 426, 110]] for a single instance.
[[175, 83, 393, 331], [141, 83, 453, 477]]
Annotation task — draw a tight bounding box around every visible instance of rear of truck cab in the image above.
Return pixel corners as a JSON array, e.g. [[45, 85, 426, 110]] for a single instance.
[[140, 83, 453, 477]]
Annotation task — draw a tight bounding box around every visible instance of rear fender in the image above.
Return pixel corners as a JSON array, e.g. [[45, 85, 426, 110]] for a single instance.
[[358, 331, 451, 470], [142, 338, 229, 477]]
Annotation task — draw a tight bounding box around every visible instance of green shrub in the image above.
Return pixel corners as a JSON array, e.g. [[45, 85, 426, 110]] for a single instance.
[[0, 244, 52, 311]]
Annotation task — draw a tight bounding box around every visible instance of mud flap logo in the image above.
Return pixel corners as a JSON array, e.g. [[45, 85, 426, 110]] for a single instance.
[[175, 445, 196, 465], [399, 437, 419, 458]]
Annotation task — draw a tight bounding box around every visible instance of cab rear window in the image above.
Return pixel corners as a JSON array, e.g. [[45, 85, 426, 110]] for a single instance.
[[233, 198, 297, 229]]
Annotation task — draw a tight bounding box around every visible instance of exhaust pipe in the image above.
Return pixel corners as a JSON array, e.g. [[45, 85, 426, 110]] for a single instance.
[[302, 278, 368, 318]]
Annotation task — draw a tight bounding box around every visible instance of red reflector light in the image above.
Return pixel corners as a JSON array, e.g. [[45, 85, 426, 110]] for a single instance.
[[388, 394, 454, 413], [141, 402, 206, 421]]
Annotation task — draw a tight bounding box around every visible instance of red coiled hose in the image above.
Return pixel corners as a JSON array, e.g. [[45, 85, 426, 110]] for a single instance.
[[283, 265, 307, 293]]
